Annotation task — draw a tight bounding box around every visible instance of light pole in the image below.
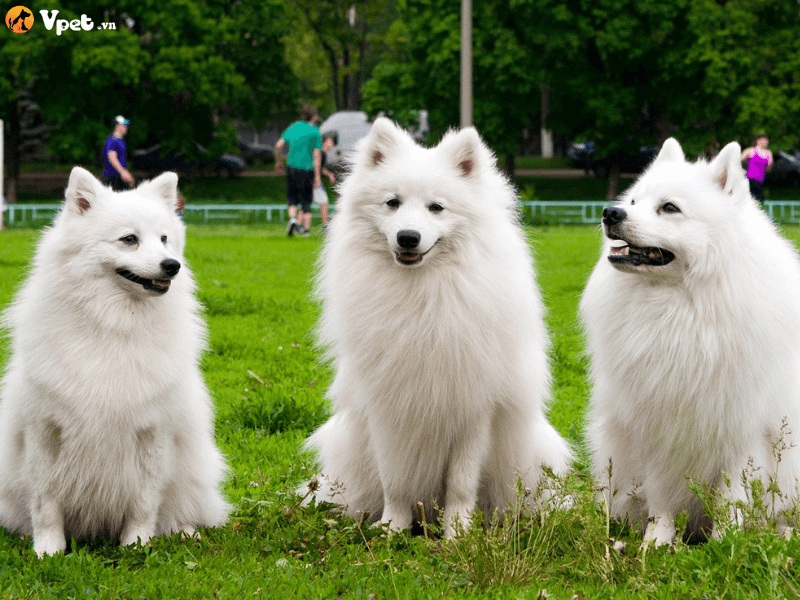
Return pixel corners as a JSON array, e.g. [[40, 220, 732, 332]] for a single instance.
[[460, 0, 472, 129]]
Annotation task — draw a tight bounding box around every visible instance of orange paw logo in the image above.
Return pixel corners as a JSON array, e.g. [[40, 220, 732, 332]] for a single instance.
[[6, 6, 34, 32]]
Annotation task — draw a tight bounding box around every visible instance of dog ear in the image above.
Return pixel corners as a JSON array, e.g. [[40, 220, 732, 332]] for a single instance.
[[138, 171, 179, 210], [360, 117, 406, 168], [653, 138, 685, 165], [64, 166, 103, 215], [437, 127, 488, 177], [710, 141, 744, 194]]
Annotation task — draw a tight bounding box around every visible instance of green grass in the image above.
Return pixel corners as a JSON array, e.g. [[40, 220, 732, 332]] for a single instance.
[[179, 176, 288, 203], [0, 224, 800, 598]]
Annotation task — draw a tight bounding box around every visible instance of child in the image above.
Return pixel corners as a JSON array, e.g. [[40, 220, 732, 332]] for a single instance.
[[315, 133, 337, 229]]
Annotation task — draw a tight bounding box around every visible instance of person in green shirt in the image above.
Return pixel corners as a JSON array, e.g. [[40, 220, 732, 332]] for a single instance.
[[275, 105, 322, 236]]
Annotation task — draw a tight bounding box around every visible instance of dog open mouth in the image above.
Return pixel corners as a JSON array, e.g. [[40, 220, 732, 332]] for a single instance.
[[395, 251, 424, 266], [607, 238, 675, 267], [116, 268, 173, 293]]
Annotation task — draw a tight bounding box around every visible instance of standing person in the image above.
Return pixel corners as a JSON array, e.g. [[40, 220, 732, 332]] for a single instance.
[[741, 133, 773, 203], [103, 115, 135, 191], [314, 133, 337, 230], [275, 105, 322, 236]]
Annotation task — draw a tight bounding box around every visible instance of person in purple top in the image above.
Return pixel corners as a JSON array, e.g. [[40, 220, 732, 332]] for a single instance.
[[741, 133, 773, 203], [103, 116, 135, 191]]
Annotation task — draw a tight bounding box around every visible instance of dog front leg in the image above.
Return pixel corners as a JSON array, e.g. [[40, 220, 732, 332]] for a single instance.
[[643, 512, 676, 547], [442, 420, 491, 539], [120, 495, 161, 547], [27, 422, 67, 557], [120, 429, 168, 546], [367, 419, 414, 532], [31, 492, 66, 557]]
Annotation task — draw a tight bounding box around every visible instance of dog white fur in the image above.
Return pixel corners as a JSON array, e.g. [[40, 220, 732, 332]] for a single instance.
[[0, 167, 229, 556], [581, 139, 800, 545], [302, 118, 572, 537]]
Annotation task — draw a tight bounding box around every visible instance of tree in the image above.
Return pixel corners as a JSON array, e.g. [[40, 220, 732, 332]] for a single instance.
[[361, 0, 539, 176], [285, 0, 397, 112], [517, 0, 704, 198], [520, 0, 800, 198], [1, 0, 298, 200], [1, 23, 49, 202], [686, 0, 800, 150]]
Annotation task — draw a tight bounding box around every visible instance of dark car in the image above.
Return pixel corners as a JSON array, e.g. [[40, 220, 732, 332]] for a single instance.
[[765, 151, 800, 186], [237, 140, 274, 165], [567, 141, 596, 173], [590, 146, 658, 177], [133, 143, 245, 177]]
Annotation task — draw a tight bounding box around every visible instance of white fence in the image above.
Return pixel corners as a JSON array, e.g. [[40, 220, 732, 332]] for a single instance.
[[5, 200, 800, 227], [3, 203, 313, 226], [519, 200, 800, 225]]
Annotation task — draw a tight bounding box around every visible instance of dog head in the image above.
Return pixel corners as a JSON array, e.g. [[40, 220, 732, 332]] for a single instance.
[[341, 117, 499, 268], [601, 138, 750, 280], [61, 166, 185, 298]]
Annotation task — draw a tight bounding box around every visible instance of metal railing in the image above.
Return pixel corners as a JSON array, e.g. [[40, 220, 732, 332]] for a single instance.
[[2, 203, 319, 226], [5, 200, 800, 227]]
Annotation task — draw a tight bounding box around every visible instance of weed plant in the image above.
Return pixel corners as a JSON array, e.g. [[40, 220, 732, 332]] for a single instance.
[[0, 225, 798, 598]]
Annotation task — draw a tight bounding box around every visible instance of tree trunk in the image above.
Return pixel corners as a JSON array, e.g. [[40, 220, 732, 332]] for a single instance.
[[342, 43, 351, 110], [504, 154, 515, 183], [606, 160, 621, 201], [328, 52, 341, 110], [351, 23, 368, 109], [540, 83, 553, 158], [6, 100, 21, 204]]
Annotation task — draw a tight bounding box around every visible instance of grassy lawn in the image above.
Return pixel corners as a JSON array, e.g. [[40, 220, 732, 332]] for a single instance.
[[0, 224, 800, 598]]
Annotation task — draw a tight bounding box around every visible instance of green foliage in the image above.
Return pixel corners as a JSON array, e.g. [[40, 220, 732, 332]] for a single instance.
[[0, 0, 299, 167], [687, 0, 800, 150], [285, 0, 396, 111], [519, 0, 800, 157], [361, 0, 538, 157]]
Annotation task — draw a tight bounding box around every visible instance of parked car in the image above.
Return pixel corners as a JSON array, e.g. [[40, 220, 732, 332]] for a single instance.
[[318, 111, 373, 172], [590, 146, 658, 177], [567, 141, 596, 173], [765, 150, 800, 186], [569, 141, 657, 177], [133, 143, 245, 177], [237, 140, 274, 166]]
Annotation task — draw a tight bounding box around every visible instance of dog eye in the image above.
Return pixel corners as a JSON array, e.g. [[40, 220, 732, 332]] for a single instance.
[[661, 202, 681, 214], [428, 203, 444, 213], [120, 234, 138, 245], [386, 198, 401, 209], [161, 235, 168, 244], [630, 199, 636, 205]]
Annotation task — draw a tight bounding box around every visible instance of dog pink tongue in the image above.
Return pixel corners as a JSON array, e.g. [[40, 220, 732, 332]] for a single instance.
[[153, 280, 171, 289]]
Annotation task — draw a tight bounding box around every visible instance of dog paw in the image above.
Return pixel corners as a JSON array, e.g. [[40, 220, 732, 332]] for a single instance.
[[643, 515, 675, 548], [443, 518, 471, 540], [609, 537, 626, 554], [33, 531, 67, 558], [120, 529, 156, 547], [379, 506, 412, 533]]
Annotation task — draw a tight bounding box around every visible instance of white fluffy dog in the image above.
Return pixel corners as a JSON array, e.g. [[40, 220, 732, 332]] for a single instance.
[[0, 167, 230, 556], [302, 118, 572, 537], [581, 139, 800, 546]]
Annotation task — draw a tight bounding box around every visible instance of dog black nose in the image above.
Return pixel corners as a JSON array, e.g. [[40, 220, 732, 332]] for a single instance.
[[397, 230, 421, 250], [602, 206, 627, 226], [161, 258, 181, 277]]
